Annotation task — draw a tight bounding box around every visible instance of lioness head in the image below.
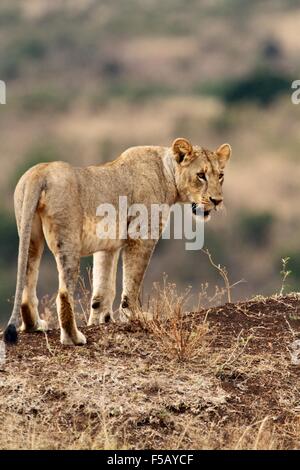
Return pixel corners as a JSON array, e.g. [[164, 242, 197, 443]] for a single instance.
[[172, 137, 232, 221]]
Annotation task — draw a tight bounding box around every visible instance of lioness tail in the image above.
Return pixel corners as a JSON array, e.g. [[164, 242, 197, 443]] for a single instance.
[[4, 173, 44, 344]]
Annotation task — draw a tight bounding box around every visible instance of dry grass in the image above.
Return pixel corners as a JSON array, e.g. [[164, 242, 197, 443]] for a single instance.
[[1, 288, 300, 449], [143, 280, 209, 361]]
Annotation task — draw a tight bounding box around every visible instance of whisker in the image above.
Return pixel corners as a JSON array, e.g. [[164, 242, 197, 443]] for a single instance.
[[220, 204, 227, 215]]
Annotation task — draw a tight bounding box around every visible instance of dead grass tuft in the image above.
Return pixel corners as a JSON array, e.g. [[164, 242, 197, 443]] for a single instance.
[[144, 280, 209, 361]]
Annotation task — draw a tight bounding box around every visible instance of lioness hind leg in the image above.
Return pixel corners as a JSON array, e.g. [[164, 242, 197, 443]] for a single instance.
[[55, 252, 86, 346], [20, 213, 48, 333], [88, 250, 120, 326]]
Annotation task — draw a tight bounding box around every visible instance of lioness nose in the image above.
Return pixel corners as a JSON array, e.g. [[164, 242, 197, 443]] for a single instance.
[[210, 196, 223, 207]]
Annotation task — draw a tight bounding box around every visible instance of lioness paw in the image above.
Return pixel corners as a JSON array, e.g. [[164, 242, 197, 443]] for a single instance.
[[139, 311, 154, 322], [112, 309, 130, 323], [20, 318, 48, 333], [60, 329, 87, 346]]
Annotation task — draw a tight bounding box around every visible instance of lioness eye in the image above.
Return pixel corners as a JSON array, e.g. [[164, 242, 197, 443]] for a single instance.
[[219, 173, 224, 180], [197, 172, 206, 181]]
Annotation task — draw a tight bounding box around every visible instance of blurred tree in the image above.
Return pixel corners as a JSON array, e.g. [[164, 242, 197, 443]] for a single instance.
[[102, 60, 123, 79], [16, 37, 47, 60], [197, 68, 291, 106], [239, 211, 274, 247], [262, 39, 282, 60]]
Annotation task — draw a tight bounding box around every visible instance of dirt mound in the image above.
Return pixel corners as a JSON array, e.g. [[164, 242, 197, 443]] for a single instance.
[[1, 295, 300, 449]]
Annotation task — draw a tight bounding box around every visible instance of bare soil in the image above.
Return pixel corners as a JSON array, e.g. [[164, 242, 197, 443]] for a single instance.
[[1, 295, 300, 449]]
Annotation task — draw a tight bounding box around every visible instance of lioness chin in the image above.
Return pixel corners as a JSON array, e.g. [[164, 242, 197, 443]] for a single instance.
[[4, 138, 231, 346]]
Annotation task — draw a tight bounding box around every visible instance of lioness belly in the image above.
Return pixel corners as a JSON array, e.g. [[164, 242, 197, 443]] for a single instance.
[[81, 217, 124, 256]]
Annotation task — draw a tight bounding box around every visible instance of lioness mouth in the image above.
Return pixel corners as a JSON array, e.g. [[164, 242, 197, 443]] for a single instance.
[[191, 203, 211, 218]]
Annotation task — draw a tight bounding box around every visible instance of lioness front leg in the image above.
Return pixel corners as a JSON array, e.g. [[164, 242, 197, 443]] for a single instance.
[[117, 240, 156, 322], [55, 252, 86, 346], [88, 249, 120, 325]]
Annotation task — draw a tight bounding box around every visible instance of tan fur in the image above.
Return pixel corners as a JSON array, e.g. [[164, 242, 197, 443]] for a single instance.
[[6, 138, 231, 345]]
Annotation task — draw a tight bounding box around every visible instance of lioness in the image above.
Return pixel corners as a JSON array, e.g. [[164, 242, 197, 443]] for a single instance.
[[4, 138, 231, 346]]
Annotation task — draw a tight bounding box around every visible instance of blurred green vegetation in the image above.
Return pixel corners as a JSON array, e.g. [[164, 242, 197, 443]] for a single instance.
[[197, 68, 291, 106], [11, 142, 61, 186], [0, 6, 21, 27], [0, 209, 18, 263], [102, 83, 174, 104], [0, 56, 19, 81], [238, 211, 275, 247], [13, 36, 47, 61], [19, 88, 72, 113], [0, 209, 18, 321], [210, 110, 235, 134], [0, 35, 48, 80]]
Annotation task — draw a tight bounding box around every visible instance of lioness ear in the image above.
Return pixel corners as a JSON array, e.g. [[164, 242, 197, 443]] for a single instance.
[[172, 138, 193, 164], [216, 143, 232, 168]]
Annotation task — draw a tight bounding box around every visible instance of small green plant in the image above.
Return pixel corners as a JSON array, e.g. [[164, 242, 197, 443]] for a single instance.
[[279, 257, 291, 296]]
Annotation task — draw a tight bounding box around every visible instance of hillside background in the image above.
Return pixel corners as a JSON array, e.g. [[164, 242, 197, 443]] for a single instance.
[[1, 0, 300, 324]]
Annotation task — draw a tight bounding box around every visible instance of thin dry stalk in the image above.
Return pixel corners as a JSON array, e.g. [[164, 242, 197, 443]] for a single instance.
[[201, 248, 245, 303], [196, 283, 227, 309], [77, 267, 93, 325], [43, 331, 54, 356], [235, 416, 275, 450]]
